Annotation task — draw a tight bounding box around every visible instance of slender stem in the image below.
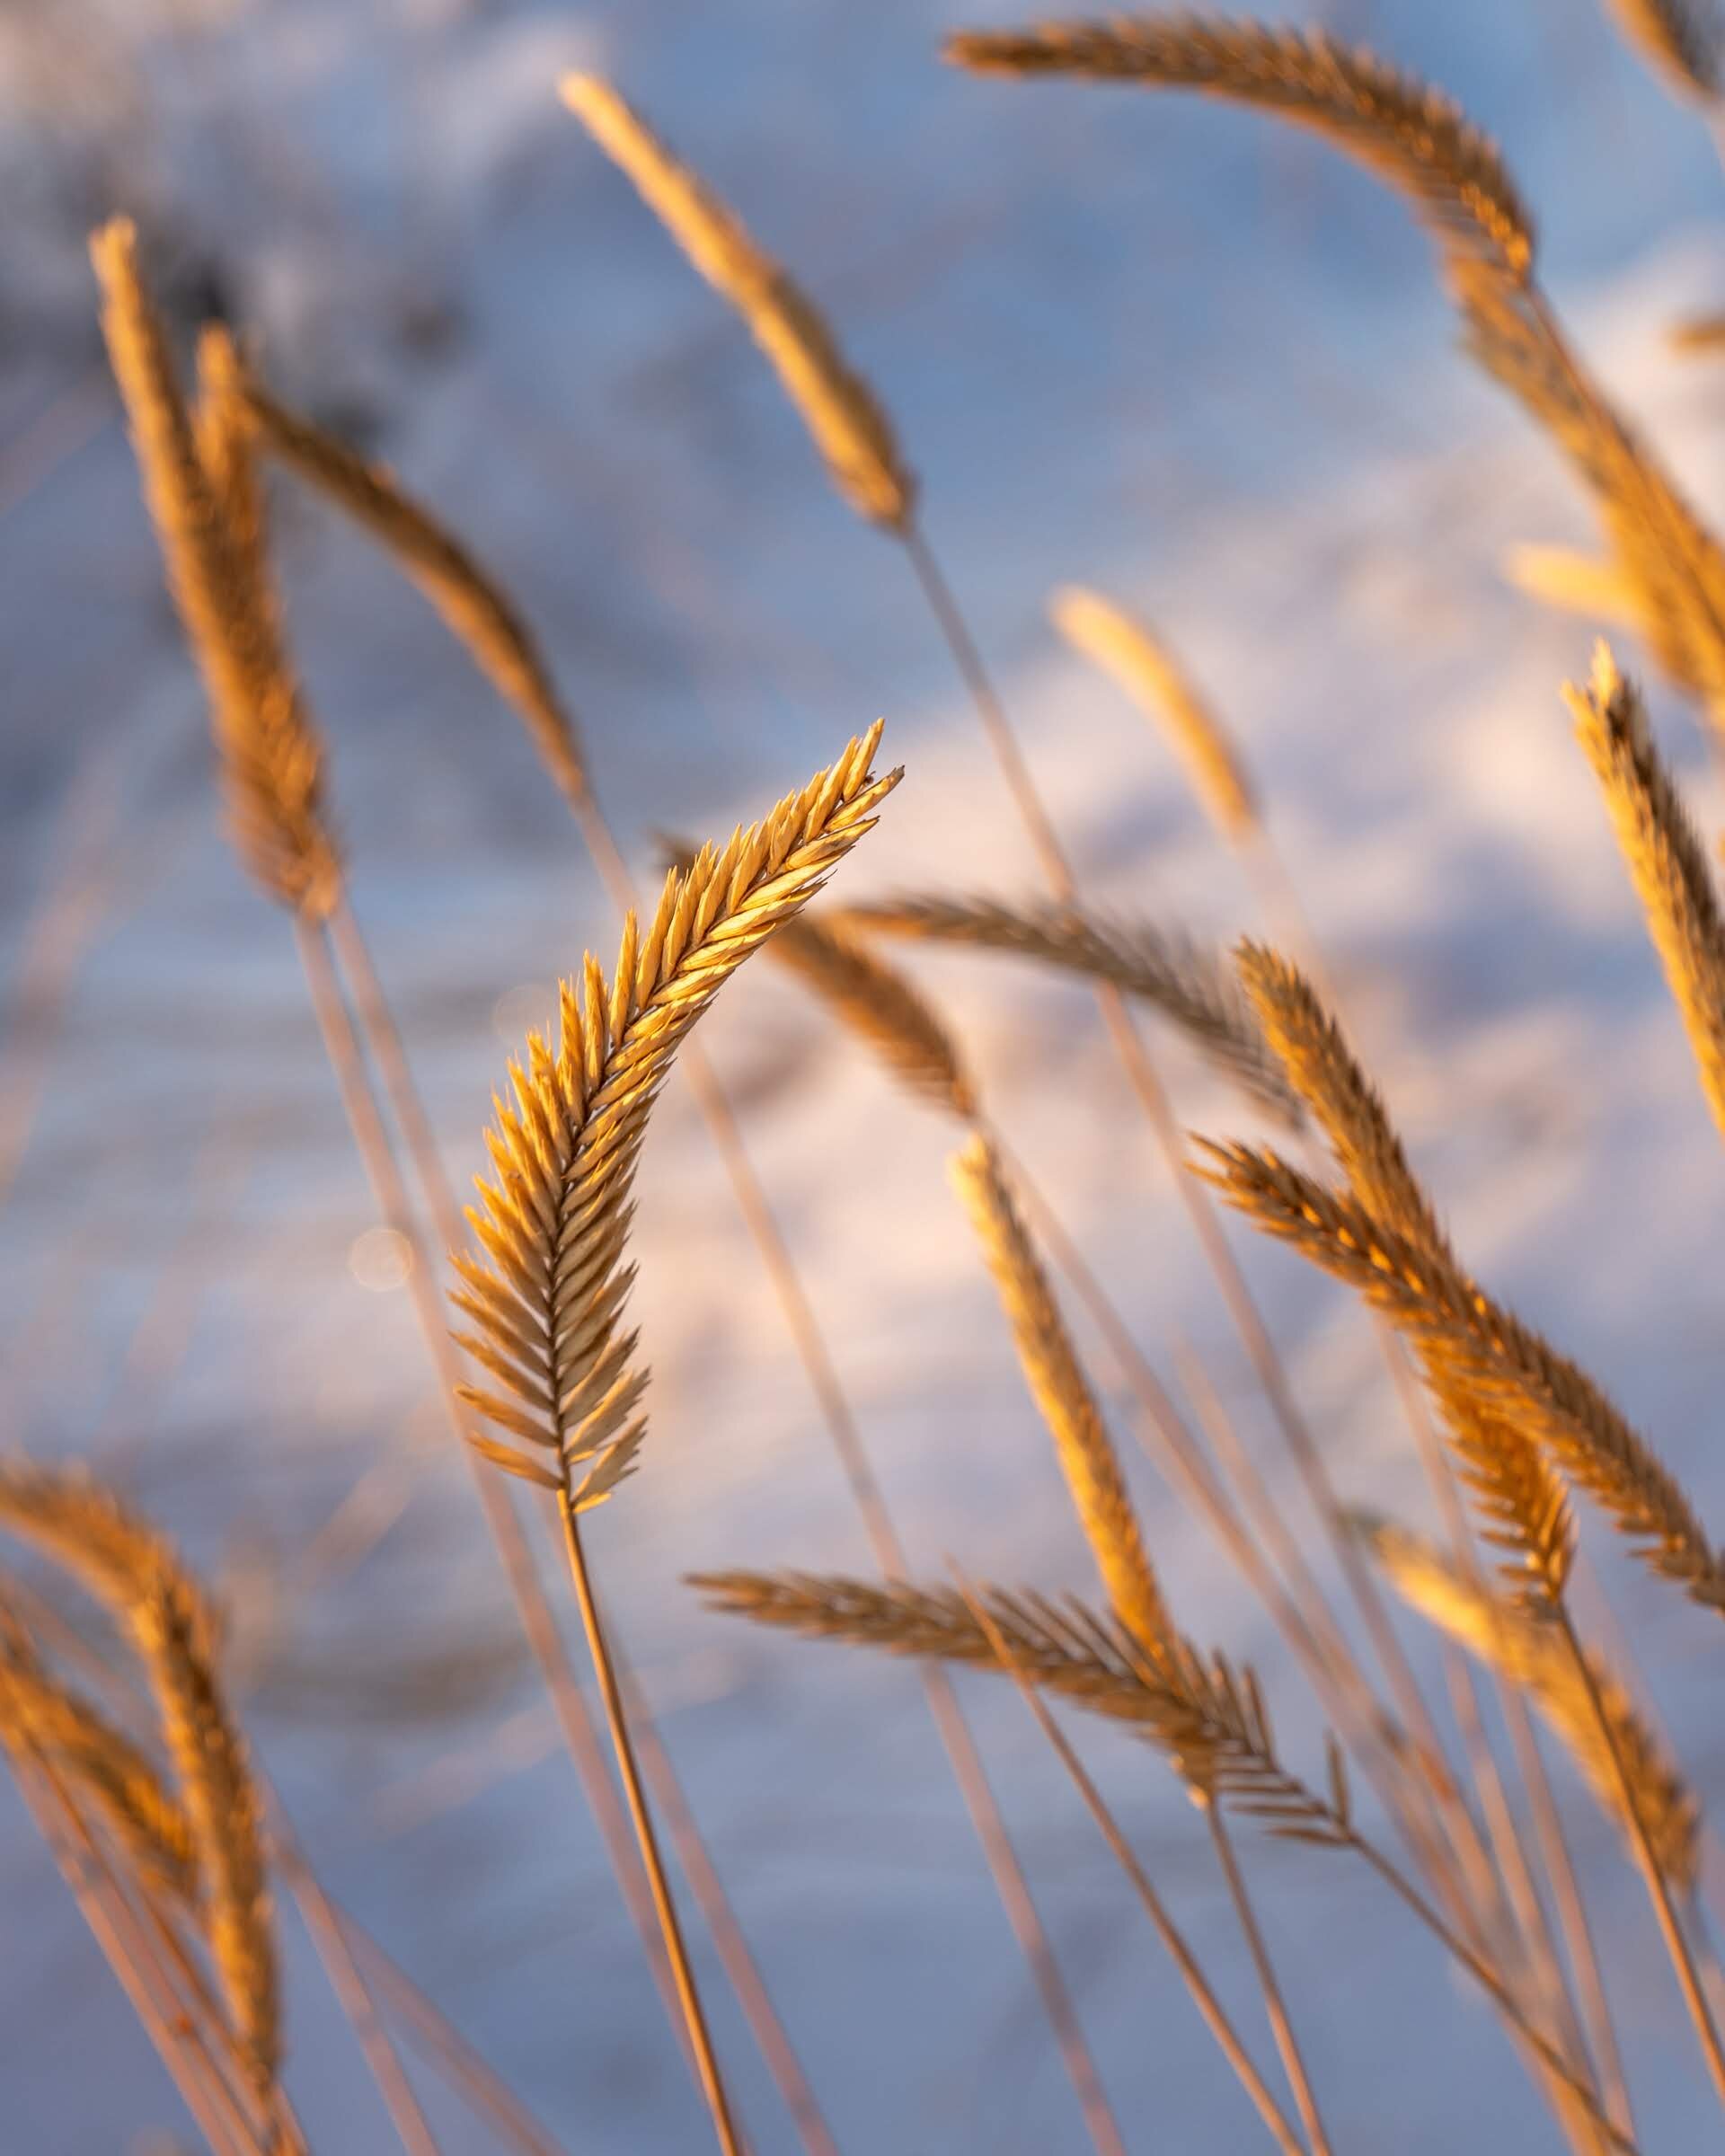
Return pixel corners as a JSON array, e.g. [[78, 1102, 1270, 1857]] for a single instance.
[[291, 913, 694, 2072], [269, 1812, 444, 2156], [5, 1565, 564, 2156], [556, 1492, 743, 2156], [606, 1621, 839, 2156], [1353, 1837, 1640, 2152], [1553, 1605, 1725, 2108], [1498, 1683, 1627, 2151], [1204, 1805, 1333, 2156], [558, 799, 1124, 2153], [999, 1130, 1508, 1973], [681, 1052, 1125, 2156], [132, 1877, 310, 2156], [345, 1923, 568, 2156], [958, 1574, 1305, 2156], [3, 1715, 261, 2154], [900, 521, 1486, 1932], [328, 893, 834, 2152]]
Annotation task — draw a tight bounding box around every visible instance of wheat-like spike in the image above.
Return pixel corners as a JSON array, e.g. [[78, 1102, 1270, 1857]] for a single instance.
[[951, 1136, 1173, 1660], [1606, 0, 1722, 99], [192, 326, 274, 627], [1235, 945, 1586, 1613], [0, 1460, 279, 2100], [769, 910, 977, 1117], [1669, 311, 1725, 354], [842, 891, 1302, 1124], [660, 834, 976, 1117], [131, 1554, 279, 2101], [232, 362, 594, 813], [694, 1569, 1347, 1837], [1234, 940, 1445, 1254], [1049, 586, 1257, 837], [91, 218, 341, 918], [456, 729, 901, 1496], [1568, 645, 1725, 1142], [1449, 252, 1725, 721], [559, 74, 915, 530], [943, 16, 1534, 281], [1358, 1515, 1702, 1893], [0, 1459, 168, 1602], [1197, 1141, 1725, 1613], [0, 1638, 199, 1904], [1506, 545, 1641, 629], [942, 26, 1725, 731]]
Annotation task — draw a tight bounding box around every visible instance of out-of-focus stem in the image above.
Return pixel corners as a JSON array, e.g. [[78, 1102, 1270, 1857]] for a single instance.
[[1203, 1803, 1333, 2156]]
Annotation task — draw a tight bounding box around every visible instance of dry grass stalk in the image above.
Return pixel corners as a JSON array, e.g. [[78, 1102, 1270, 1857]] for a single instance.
[[99, 236, 833, 2147], [948, 1571, 1306, 2156], [193, 328, 274, 625], [1668, 311, 1725, 353], [1199, 1795, 1335, 2156], [843, 891, 1303, 1123], [1196, 1140, 1725, 1618], [761, 903, 1510, 2114], [951, 1136, 1172, 1661], [1452, 259, 1725, 722], [1606, 0, 1722, 100], [559, 74, 915, 529], [182, 407, 805, 2111], [698, 1568, 1634, 2146], [1506, 546, 1641, 629], [943, 18, 1534, 279], [90, 219, 339, 917], [1049, 586, 1257, 837], [697, 1568, 1346, 1833], [1233, 941, 1442, 1252], [1235, 944, 1580, 1613], [0, 1461, 280, 2113], [456, 733, 897, 2156], [766, 911, 978, 1117], [131, 1555, 279, 2107], [945, 21, 1725, 735], [454, 724, 898, 1497], [1359, 1517, 1701, 1894], [609, 5, 1487, 1988], [230, 365, 594, 815], [0, 1639, 199, 1904], [1568, 645, 1725, 1142], [1, 1696, 268, 2156], [669, 833, 977, 1118], [0, 1457, 169, 1602], [771, 920, 1537, 2046], [1117, 639, 1623, 2134]]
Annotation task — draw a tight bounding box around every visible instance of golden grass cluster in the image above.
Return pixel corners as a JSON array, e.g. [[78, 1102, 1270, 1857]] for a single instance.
[[17, 7, 1725, 2151]]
